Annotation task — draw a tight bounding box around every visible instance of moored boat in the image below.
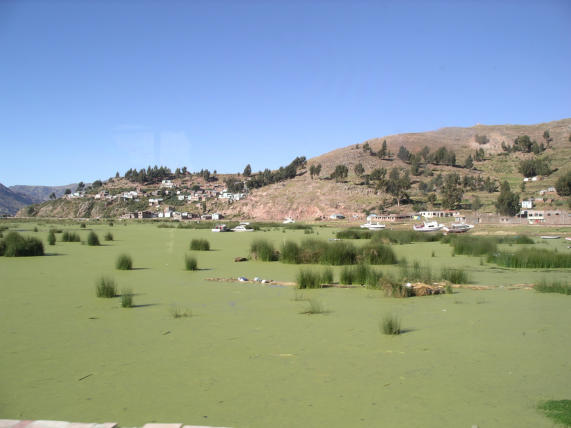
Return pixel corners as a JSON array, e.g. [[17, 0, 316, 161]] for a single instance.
[[360, 222, 386, 230], [540, 235, 560, 239], [413, 221, 444, 232], [443, 223, 474, 234], [211, 224, 229, 232], [231, 225, 254, 232], [283, 217, 295, 224]]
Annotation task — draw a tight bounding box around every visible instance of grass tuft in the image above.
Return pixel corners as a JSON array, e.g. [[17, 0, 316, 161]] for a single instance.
[[489, 248, 571, 269], [104, 232, 114, 241], [538, 400, 571, 427], [185, 254, 198, 271], [300, 298, 325, 314], [441, 267, 470, 284], [170, 305, 192, 318], [47, 230, 56, 246], [190, 238, 210, 251], [380, 314, 401, 335], [121, 288, 133, 307], [96, 277, 117, 298], [115, 253, 133, 270], [250, 239, 278, 261], [535, 278, 571, 295], [62, 231, 80, 242], [0, 232, 44, 257], [87, 231, 100, 246]]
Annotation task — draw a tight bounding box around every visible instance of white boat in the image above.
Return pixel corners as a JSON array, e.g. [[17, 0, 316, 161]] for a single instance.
[[283, 217, 295, 224], [360, 222, 386, 230], [413, 221, 444, 232], [566, 237, 571, 241], [540, 235, 560, 239], [443, 223, 474, 234], [231, 225, 254, 232], [211, 224, 229, 232]]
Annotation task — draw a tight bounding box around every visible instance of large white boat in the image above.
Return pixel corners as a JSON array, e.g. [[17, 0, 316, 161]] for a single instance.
[[413, 221, 444, 232], [283, 217, 295, 224], [231, 225, 254, 232], [442, 223, 474, 234], [360, 222, 386, 230], [211, 224, 229, 232]]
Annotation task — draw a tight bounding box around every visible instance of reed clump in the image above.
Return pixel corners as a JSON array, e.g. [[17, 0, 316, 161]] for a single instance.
[[250, 239, 278, 261], [0, 232, 44, 257], [190, 238, 210, 251], [489, 248, 571, 269]]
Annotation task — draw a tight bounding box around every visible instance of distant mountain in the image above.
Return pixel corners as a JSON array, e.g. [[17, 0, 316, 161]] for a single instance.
[[9, 184, 77, 204], [0, 183, 35, 216]]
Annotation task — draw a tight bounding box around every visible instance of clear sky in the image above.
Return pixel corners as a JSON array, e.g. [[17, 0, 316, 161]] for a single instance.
[[1, 0, 570, 186]]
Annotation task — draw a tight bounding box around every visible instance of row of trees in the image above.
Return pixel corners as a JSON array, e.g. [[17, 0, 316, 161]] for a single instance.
[[502, 135, 546, 154], [124, 166, 173, 184], [246, 157, 307, 189]]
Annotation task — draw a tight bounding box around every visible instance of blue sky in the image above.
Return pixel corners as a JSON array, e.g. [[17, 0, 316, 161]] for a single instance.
[[1, 0, 570, 186]]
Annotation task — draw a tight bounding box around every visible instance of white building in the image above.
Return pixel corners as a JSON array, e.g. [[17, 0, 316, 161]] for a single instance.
[[522, 200, 533, 209]]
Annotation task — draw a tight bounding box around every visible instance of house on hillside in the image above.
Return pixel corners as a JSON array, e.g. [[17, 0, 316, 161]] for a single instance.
[[161, 179, 174, 189], [212, 213, 223, 220], [418, 210, 460, 219], [329, 214, 345, 220], [521, 200, 533, 209]]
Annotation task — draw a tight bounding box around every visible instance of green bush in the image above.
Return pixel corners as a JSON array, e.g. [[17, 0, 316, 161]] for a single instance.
[[336, 229, 372, 239], [190, 238, 210, 251], [321, 267, 334, 284], [300, 298, 325, 314], [537, 400, 571, 427], [61, 231, 81, 242], [250, 239, 277, 261], [372, 230, 443, 245], [115, 253, 133, 270], [340, 266, 354, 285], [87, 231, 100, 246], [121, 289, 134, 307], [380, 314, 401, 335], [359, 243, 397, 264], [0, 232, 44, 257], [321, 241, 358, 265], [447, 235, 497, 256], [280, 240, 301, 264], [47, 231, 56, 246], [489, 248, 571, 268], [96, 277, 117, 298], [80, 223, 86, 229], [399, 261, 434, 284], [441, 267, 469, 284], [104, 232, 113, 241], [296, 269, 322, 289], [185, 255, 198, 271], [534, 278, 570, 295]]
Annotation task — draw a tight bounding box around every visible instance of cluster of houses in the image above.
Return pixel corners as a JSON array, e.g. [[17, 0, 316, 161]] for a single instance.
[[120, 206, 225, 221]]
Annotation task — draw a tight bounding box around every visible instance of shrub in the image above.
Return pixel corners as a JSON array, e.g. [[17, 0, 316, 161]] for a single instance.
[[185, 255, 198, 271], [380, 314, 401, 335], [190, 238, 210, 251], [489, 248, 571, 269], [372, 230, 443, 245], [80, 223, 86, 229], [441, 267, 469, 284], [47, 231, 56, 246], [534, 278, 571, 295], [0, 232, 44, 257], [96, 277, 117, 298], [33, 227, 38, 232], [87, 231, 100, 246], [321, 241, 358, 265], [61, 231, 80, 242], [104, 232, 114, 241], [399, 261, 433, 284], [115, 253, 133, 270], [49, 228, 63, 234], [297, 269, 322, 289], [121, 288, 133, 307], [250, 239, 277, 261]]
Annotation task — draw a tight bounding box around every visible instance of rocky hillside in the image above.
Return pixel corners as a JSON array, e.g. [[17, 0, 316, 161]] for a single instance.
[[0, 184, 35, 216], [15, 118, 571, 220], [10, 184, 78, 204]]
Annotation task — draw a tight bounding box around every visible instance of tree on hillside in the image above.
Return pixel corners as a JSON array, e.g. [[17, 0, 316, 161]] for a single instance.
[[65, 189, 71, 195], [518, 158, 551, 178], [427, 193, 437, 207], [378, 140, 388, 159], [49, 192, 56, 200], [385, 168, 411, 207], [115, 171, 120, 178], [543, 130, 552, 145], [331, 164, 349, 182], [369, 168, 386, 189], [440, 173, 463, 209], [309, 164, 322, 179], [474, 148, 485, 162], [77, 182, 85, 191], [354, 163, 365, 178], [420, 146, 430, 162], [472, 195, 482, 212], [495, 181, 520, 216], [397, 146, 411, 163], [475, 134, 489, 145], [243, 164, 252, 177], [410, 154, 421, 176], [555, 171, 571, 196], [464, 155, 474, 169]]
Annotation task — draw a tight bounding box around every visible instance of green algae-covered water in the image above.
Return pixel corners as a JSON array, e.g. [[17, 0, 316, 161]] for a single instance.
[[1, 223, 570, 427]]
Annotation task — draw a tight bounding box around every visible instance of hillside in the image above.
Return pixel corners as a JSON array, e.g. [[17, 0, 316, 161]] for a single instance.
[[0, 184, 35, 216], [10, 184, 78, 204], [15, 118, 571, 220]]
